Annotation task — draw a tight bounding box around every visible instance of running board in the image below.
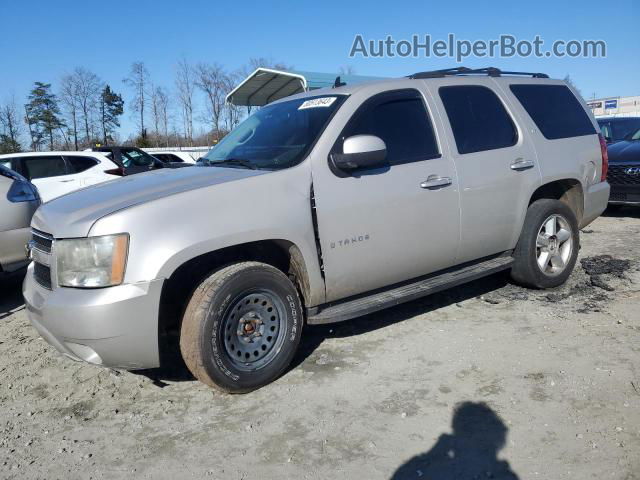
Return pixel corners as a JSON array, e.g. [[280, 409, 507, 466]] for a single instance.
[[307, 255, 513, 325]]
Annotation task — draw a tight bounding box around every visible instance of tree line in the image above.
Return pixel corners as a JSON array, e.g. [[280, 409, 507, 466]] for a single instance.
[[0, 57, 293, 154]]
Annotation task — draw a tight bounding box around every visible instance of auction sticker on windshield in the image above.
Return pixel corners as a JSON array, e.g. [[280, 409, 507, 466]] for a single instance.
[[298, 97, 337, 110]]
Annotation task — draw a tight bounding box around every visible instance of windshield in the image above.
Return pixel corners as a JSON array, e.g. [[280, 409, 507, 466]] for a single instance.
[[599, 118, 640, 141], [626, 127, 640, 141], [201, 95, 345, 170]]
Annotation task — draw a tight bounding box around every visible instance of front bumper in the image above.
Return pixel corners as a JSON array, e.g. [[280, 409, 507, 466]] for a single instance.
[[608, 184, 640, 205], [23, 263, 163, 369], [580, 181, 610, 228]]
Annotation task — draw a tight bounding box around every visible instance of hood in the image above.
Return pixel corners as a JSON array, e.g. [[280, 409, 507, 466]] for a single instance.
[[607, 140, 640, 164], [32, 166, 266, 237]]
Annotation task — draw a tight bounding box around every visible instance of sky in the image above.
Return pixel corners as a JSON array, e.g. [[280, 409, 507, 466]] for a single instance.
[[1, 0, 638, 139]]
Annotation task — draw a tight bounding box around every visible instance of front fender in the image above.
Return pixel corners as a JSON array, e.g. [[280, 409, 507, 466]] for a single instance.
[[89, 166, 326, 306]]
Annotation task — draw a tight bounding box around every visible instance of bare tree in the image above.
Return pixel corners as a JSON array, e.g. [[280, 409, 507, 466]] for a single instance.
[[246, 57, 293, 73], [0, 95, 23, 153], [156, 87, 170, 147], [175, 57, 195, 145], [339, 65, 356, 75], [150, 85, 170, 146], [71, 67, 102, 145], [150, 83, 160, 142], [59, 74, 80, 149], [123, 61, 150, 137], [564, 75, 583, 99], [223, 72, 243, 131], [195, 63, 227, 142]]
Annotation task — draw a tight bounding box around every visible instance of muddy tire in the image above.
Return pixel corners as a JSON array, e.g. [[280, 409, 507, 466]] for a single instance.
[[511, 199, 579, 289], [180, 262, 303, 393]]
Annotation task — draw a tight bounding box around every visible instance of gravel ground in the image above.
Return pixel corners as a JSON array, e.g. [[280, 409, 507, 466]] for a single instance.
[[1, 210, 639, 479]]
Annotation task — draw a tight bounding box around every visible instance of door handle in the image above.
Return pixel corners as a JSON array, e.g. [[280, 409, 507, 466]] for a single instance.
[[510, 158, 535, 171], [59, 179, 76, 183], [420, 175, 452, 189]]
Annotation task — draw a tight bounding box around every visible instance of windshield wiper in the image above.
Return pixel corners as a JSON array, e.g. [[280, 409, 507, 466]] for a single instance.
[[207, 158, 258, 170]]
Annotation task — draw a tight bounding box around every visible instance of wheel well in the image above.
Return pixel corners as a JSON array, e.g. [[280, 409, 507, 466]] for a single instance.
[[529, 180, 584, 223], [158, 240, 310, 348]]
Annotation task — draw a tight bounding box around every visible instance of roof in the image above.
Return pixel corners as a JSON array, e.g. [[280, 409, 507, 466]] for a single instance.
[[0, 151, 110, 159], [226, 68, 384, 107]]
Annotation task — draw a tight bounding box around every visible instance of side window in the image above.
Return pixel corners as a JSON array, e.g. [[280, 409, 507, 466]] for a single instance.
[[122, 149, 154, 167], [599, 123, 612, 140], [0, 159, 12, 170], [66, 156, 98, 174], [155, 153, 181, 162], [510, 84, 596, 140], [20, 156, 68, 180], [340, 89, 440, 166], [439, 85, 517, 154]]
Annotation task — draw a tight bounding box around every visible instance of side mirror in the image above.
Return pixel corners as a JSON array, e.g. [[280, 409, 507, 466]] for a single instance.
[[330, 135, 388, 173], [604, 135, 612, 144]]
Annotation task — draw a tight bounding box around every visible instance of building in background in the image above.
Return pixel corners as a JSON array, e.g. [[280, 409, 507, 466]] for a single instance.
[[587, 95, 640, 118]]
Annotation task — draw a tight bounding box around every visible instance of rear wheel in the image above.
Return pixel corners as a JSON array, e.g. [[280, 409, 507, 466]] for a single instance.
[[511, 199, 579, 289], [180, 262, 303, 393]]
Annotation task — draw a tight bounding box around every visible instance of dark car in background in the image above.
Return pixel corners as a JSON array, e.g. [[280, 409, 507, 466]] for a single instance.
[[91, 146, 192, 175], [597, 117, 640, 144], [606, 127, 640, 207]]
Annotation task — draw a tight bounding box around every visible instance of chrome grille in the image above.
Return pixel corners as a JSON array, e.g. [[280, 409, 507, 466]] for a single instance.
[[31, 229, 53, 289], [31, 229, 53, 253], [607, 165, 640, 186]]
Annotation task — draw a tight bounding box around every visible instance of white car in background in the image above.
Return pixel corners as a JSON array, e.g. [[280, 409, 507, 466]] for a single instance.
[[0, 151, 121, 203], [145, 151, 198, 164]]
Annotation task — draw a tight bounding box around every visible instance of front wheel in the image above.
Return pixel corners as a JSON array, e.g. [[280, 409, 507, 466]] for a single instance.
[[180, 262, 303, 393], [511, 199, 579, 289]]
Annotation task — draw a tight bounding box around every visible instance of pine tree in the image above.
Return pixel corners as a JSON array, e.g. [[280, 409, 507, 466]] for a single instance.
[[25, 82, 65, 150], [100, 85, 124, 145], [0, 134, 21, 154]]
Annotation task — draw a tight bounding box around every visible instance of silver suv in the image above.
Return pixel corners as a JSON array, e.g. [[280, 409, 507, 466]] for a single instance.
[[23, 68, 610, 392]]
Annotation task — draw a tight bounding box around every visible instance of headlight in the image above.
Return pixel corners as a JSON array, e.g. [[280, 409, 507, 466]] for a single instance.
[[56, 234, 129, 288]]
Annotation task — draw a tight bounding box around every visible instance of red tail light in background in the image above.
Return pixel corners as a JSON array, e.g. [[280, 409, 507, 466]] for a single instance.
[[598, 133, 608, 182], [104, 167, 125, 176]]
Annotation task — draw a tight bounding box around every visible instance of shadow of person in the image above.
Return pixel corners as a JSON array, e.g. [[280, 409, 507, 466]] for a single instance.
[[391, 402, 519, 480]]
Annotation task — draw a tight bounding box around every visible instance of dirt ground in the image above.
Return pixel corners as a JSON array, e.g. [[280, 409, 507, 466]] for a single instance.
[[1, 210, 639, 480]]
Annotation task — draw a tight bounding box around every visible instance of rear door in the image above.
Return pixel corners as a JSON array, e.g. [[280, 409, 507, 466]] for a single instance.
[[311, 87, 461, 301], [18, 155, 77, 202], [432, 80, 541, 263], [65, 155, 107, 187]]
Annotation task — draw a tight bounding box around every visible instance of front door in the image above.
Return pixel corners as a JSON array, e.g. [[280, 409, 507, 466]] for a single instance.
[[311, 88, 461, 302]]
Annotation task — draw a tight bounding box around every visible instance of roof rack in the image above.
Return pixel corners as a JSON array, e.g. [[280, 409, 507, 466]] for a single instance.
[[408, 67, 549, 79]]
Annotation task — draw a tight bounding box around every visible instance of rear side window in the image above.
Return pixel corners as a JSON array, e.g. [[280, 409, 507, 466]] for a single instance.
[[155, 153, 182, 162], [510, 84, 596, 140], [122, 149, 155, 167], [341, 89, 440, 166], [66, 156, 98, 173], [439, 85, 517, 154], [20, 156, 68, 180]]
